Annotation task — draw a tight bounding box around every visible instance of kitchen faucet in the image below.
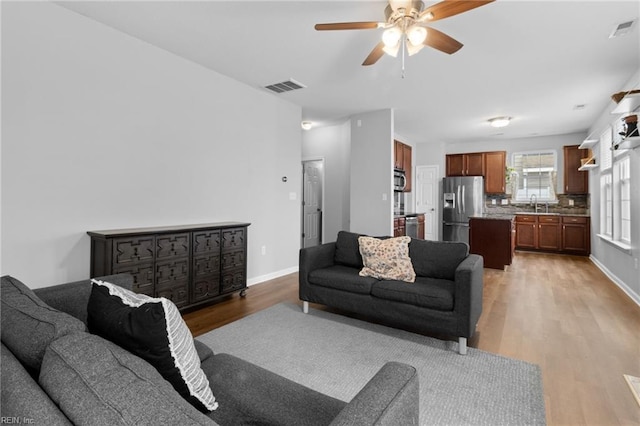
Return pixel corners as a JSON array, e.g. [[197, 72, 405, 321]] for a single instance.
[[530, 194, 538, 213]]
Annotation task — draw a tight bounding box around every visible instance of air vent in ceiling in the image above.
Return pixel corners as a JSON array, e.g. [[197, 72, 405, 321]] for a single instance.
[[264, 79, 307, 94], [609, 19, 636, 38]]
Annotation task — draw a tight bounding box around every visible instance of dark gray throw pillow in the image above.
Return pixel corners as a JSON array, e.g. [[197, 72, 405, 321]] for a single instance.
[[0, 275, 85, 372]]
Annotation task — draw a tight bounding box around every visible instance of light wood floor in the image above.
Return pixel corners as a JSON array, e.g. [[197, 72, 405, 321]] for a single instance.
[[183, 252, 640, 425]]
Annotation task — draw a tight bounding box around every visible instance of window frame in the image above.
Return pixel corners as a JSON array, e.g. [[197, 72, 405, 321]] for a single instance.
[[510, 150, 558, 203]]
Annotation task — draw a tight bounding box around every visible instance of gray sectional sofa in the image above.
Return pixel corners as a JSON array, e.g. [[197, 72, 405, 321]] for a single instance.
[[299, 231, 484, 355], [1, 273, 419, 425]]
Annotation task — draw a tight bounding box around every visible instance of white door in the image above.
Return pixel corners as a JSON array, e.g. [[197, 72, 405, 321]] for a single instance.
[[415, 165, 439, 240], [302, 160, 324, 248]]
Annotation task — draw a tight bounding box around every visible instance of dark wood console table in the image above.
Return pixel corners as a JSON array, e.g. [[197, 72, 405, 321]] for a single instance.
[[88, 222, 250, 311]]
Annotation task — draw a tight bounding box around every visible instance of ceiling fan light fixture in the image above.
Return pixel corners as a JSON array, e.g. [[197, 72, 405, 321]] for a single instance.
[[301, 121, 313, 130], [382, 27, 402, 47], [488, 116, 512, 128], [406, 41, 425, 56], [382, 42, 400, 57], [407, 25, 427, 46]]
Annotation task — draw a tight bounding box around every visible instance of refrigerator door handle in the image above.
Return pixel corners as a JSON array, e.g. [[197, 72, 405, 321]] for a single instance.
[[443, 222, 469, 227], [462, 185, 466, 215]]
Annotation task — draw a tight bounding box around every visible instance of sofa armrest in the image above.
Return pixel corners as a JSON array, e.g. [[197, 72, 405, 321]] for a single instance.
[[299, 242, 336, 300], [329, 362, 419, 426], [453, 254, 484, 337], [34, 274, 133, 325]]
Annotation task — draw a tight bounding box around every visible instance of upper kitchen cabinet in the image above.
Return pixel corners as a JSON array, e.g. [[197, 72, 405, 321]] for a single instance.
[[484, 151, 507, 194], [446, 151, 506, 193], [446, 153, 484, 177], [563, 145, 589, 194], [394, 140, 412, 192]]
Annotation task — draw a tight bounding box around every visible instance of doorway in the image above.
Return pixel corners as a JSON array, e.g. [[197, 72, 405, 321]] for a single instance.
[[415, 165, 439, 240], [301, 159, 324, 248]]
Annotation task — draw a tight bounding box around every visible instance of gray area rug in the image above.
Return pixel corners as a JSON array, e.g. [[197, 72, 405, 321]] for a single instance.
[[197, 303, 546, 425]]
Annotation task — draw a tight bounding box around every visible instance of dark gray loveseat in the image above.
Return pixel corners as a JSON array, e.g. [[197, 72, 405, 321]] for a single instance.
[[299, 231, 484, 355], [1, 273, 419, 425]]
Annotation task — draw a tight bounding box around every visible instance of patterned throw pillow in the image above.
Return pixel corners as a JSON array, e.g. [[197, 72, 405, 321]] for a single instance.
[[358, 236, 416, 283], [87, 279, 218, 412]]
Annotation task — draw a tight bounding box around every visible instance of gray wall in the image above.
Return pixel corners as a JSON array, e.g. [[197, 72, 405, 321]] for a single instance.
[[301, 121, 351, 242], [1, 2, 302, 288], [350, 110, 394, 236], [587, 70, 640, 304]]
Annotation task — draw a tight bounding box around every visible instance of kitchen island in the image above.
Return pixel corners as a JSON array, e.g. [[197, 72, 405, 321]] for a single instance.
[[469, 215, 515, 270]]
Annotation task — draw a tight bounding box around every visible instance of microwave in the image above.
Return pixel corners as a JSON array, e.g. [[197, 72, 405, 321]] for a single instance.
[[393, 169, 406, 192]]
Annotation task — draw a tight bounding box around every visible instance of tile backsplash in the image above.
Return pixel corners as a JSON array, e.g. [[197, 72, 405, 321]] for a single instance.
[[484, 194, 589, 215]]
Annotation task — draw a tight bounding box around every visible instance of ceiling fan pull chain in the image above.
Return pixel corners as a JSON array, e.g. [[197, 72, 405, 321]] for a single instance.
[[401, 36, 406, 79]]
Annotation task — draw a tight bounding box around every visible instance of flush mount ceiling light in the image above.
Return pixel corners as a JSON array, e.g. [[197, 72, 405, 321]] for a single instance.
[[301, 121, 313, 130], [488, 116, 511, 128]]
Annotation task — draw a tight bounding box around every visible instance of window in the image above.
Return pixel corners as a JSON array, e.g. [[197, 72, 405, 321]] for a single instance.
[[598, 125, 632, 250], [614, 155, 631, 244], [511, 151, 557, 202]]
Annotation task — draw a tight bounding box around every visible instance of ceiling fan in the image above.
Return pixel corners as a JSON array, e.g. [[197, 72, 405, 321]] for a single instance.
[[315, 0, 495, 66]]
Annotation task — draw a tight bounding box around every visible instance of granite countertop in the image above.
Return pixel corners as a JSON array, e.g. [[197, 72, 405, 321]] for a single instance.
[[470, 214, 516, 221], [394, 212, 423, 218]]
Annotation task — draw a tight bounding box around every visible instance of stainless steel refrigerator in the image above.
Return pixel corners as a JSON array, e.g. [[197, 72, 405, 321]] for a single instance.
[[442, 176, 484, 244]]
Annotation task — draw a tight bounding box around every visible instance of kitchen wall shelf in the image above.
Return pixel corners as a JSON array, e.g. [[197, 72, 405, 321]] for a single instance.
[[579, 139, 598, 149], [612, 92, 640, 114], [615, 136, 640, 151]]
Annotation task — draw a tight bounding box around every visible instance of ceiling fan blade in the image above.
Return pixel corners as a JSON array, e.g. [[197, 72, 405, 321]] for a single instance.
[[420, 0, 495, 22], [423, 27, 463, 54], [362, 42, 386, 66], [315, 22, 381, 31]]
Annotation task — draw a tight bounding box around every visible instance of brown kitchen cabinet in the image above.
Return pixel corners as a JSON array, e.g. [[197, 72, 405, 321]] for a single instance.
[[88, 222, 250, 310], [484, 151, 507, 194], [515, 214, 589, 255], [561, 216, 590, 255], [394, 217, 406, 237], [469, 217, 514, 270], [417, 214, 425, 240], [446, 152, 485, 177], [515, 215, 538, 249], [394, 140, 412, 192], [564, 145, 589, 194], [446, 151, 506, 194]]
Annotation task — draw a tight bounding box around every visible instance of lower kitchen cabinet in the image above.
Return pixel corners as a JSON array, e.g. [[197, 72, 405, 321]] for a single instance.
[[561, 216, 590, 254], [515, 214, 589, 255], [394, 217, 406, 237], [88, 222, 250, 310], [470, 217, 515, 270]]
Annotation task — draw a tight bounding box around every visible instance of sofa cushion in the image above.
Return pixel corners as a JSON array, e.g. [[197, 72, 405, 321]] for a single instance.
[[0, 275, 86, 373], [308, 265, 378, 295], [409, 239, 469, 280], [201, 353, 345, 426], [1, 343, 72, 425], [358, 236, 416, 283], [371, 277, 455, 311], [87, 279, 218, 412], [334, 231, 366, 268], [39, 332, 215, 425]]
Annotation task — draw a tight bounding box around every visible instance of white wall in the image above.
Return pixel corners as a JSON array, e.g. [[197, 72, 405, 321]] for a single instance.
[[301, 121, 351, 242], [1, 2, 302, 288], [350, 110, 394, 235], [587, 69, 640, 304]]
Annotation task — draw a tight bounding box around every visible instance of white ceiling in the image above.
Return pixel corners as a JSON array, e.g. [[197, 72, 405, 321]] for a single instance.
[[57, 0, 640, 144]]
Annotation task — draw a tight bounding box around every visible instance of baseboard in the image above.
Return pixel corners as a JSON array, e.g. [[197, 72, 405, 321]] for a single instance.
[[247, 266, 299, 286], [589, 255, 640, 308]]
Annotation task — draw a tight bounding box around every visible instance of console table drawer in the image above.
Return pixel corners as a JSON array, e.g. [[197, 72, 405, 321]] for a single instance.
[[222, 250, 245, 271], [112, 237, 155, 266], [222, 228, 246, 251], [113, 263, 154, 296], [193, 230, 221, 255], [156, 233, 190, 260]]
